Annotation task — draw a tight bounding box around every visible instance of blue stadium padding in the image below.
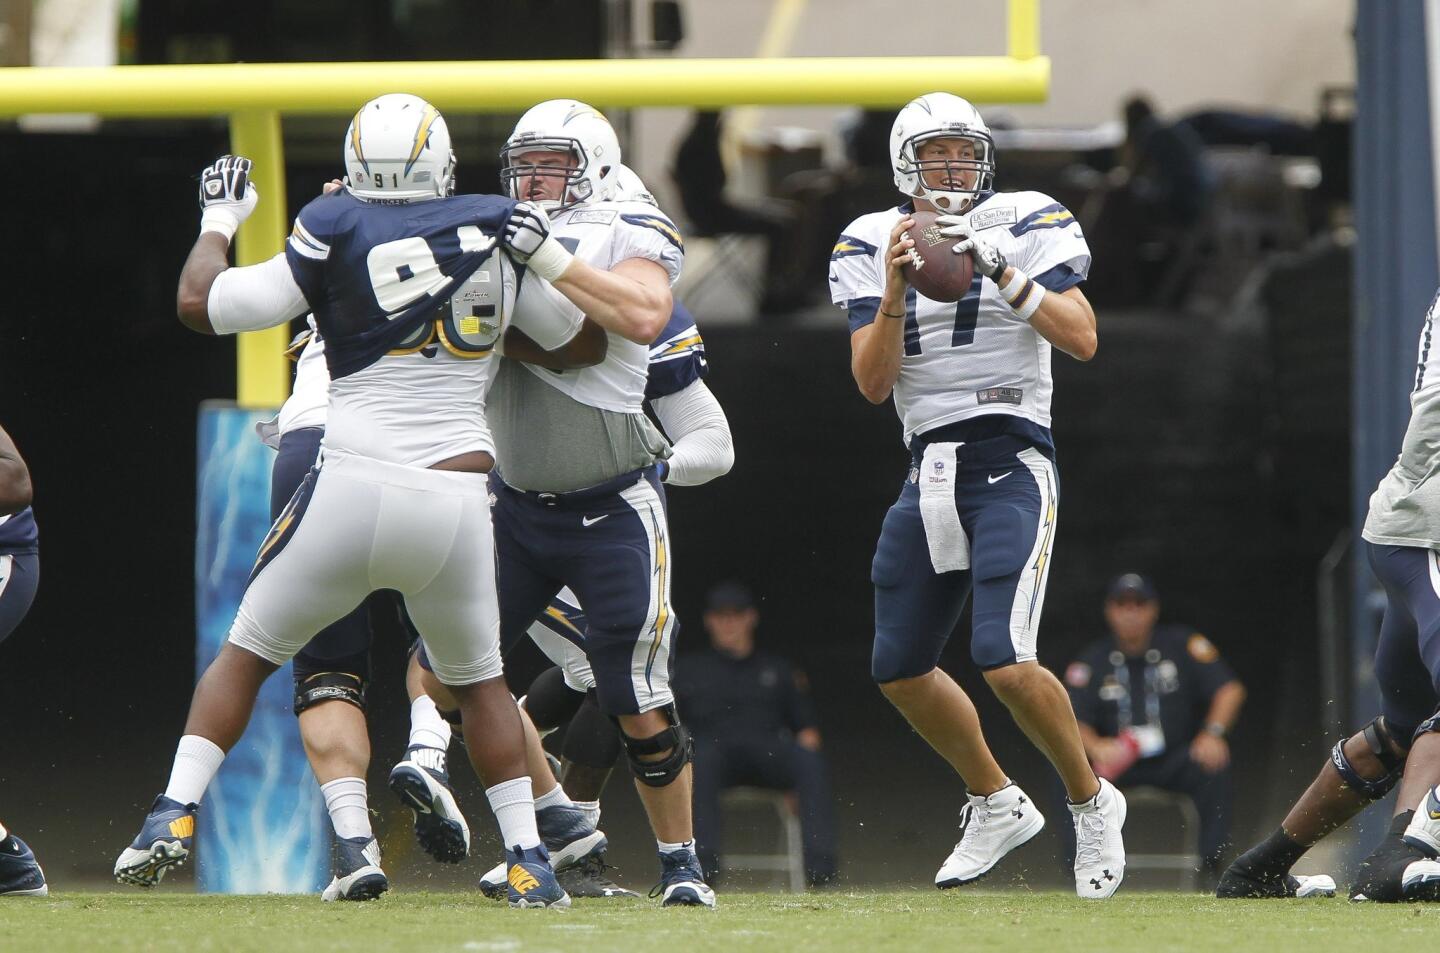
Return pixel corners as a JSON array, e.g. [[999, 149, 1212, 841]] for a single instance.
[[195, 401, 328, 894]]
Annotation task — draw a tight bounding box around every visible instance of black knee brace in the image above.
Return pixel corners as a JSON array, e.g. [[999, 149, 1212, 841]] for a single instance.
[[564, 691, 624, 771], [1331, 716, 1408, 799], [620, 703, 692, 788], [293, 671, 366, 716]]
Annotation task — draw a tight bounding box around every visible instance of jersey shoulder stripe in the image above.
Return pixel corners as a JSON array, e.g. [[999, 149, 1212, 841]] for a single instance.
[[832, 234, 878, 260], [620, 212, 684, 251], [1010, 202, 1076, 237]]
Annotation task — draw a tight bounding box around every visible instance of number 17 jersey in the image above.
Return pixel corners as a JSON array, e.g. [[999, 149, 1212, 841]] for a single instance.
[[830, 190, 1090, 445]]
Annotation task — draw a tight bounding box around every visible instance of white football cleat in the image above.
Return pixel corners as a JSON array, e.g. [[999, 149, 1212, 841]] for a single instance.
[[1402, 859, 1440, 900], [1071, 778, 1126, 899], [1402, 784, 1440, 858], [1293, 873, 1338, 898], [935, 781, 1045, 888]]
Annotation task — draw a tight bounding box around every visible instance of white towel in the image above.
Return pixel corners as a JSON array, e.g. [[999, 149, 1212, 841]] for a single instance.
[[918, 442, 970, 573]]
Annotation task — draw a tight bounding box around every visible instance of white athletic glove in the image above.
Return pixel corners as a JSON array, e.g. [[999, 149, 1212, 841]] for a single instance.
[[198, 154, 259, 242], [503, 201, 575, 281], [936, 214, 1007, 282]]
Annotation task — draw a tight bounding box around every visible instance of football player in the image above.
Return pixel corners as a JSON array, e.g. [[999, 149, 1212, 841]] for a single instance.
[[1219, 289, 1440, 902], [0, 422, 46, 898], [398, 102, 719, 908], [831, 93, 1124, 898], [111, 92, 634, 908], [266, 315, 607, 896]]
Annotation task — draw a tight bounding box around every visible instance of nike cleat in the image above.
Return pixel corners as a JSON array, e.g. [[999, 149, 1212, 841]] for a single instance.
[[650, 848, 715, 908], [537, 803, 607, 870], [114, 795, 196, 887], [505, 845, 570, 909], [478, 807, 608, 899], [1071, 778, 1127, 900], [1215, 863, 1336, 899], [935, 782, 1045, 888], [1402, 859, 1440, 900], [321, 836, 388, 902], [1402, 785, 1440, 858], [558, 853, 641, 899], [389, 749, 471, 863], [0, 835, 48, 897]]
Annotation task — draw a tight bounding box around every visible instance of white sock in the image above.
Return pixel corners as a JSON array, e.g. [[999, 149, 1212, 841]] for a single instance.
[[487, 777, 541, 850], [320, 777, 372, 841], [408, 695, 452, 752], [573, 799, 601, 830], [658, 838, 695, 855], [534, 783, 573, 811], [163, 735, 226, 805]]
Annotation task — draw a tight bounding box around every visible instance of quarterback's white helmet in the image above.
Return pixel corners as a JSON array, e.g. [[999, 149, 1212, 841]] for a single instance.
[[500, 99, 621, 210], [344, 93, 455, 202], [891, 92, 995, 214]]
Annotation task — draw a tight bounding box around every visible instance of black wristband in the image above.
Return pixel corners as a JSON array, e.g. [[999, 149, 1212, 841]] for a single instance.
[[880, 309, 906, 320]]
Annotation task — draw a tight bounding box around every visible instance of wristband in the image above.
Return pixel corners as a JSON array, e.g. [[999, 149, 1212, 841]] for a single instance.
[[199, 208, 242, 242], [656, 459, 670, 482], [997, 268, 1045, 321], [526, 236, 576, 282], [1204, 722, 1227, 738], [880, 309, 906, 320]]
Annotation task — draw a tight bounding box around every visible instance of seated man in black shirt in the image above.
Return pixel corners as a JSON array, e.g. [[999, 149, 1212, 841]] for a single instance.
[[676, 582, 839, 887], [1062, 574, 1246, 880]]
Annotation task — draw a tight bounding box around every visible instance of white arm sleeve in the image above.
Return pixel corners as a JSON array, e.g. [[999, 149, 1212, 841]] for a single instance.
[[649, 380, 734, 487], [509, 274, 585, 350], [207, 253, 310, 335]]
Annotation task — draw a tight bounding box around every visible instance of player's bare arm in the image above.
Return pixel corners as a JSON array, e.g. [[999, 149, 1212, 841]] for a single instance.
[[1026, 284, 1097, 361], [850, 216, 915, 404], [0, 424, 33, 516], [502, 320, 609, 369]]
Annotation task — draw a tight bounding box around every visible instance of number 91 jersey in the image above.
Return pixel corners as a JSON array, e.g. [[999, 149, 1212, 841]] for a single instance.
[[830, 191, 1090, 444]]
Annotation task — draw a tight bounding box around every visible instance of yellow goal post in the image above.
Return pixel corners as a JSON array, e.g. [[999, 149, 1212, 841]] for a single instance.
[[0, 1, 1046, 406]]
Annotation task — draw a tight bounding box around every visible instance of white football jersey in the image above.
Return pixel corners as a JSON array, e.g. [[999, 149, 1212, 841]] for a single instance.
[[1363, 288, 1440, 548], [830, 191, 1090, 443], [509, 199, 685, 413]]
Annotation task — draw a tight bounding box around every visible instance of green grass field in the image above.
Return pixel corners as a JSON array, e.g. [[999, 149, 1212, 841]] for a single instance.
[[3, 891, 1437, 953]]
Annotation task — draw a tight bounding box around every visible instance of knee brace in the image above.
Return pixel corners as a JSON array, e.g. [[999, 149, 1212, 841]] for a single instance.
[[293, 671, 366, 716], [1331, 716, 1409, 799], [620, 703, 692, 788]]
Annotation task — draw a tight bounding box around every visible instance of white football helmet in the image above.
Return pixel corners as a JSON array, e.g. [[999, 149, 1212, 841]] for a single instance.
[[500, 99, 621, 210], [344, 93, 455, 202], [891, 92, 995, 214], [610, 163, 657, 206]]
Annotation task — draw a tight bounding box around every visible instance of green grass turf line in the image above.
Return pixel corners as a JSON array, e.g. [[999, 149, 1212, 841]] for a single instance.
[[1, 891, 1438, 953]]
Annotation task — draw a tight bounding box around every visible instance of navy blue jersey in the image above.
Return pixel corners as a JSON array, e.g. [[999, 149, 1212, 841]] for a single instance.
[[645, 301, 708, 402], [0, 507, 38, 554], [285, 190, 518, 379]]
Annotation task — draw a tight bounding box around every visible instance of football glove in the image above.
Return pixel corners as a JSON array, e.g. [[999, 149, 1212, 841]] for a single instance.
[[504, 201, 575, 281], [936, 214, 1007, 282], [198, 155, 259, 241]]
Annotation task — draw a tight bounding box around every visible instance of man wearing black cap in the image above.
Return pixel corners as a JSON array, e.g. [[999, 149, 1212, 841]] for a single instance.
[[1061, 574, 1247, 882], [675, 582, 839, 887]]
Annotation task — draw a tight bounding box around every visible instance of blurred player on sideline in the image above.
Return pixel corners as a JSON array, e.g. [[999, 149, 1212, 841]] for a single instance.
[[1219, 289, 1440, 903], [831, 92, 1124, 898], [0, 423, 46, 898], [111, 92, 632, 908], [400, 101, 719, 908]]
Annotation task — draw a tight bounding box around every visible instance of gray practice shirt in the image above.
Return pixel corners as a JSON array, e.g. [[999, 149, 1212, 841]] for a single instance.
[[488, 358, 670, 493], [1364, 296, 1440, 550]]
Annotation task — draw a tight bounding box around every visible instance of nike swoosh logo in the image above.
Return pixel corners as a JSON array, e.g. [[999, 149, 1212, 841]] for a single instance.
[[582, 515, 609, 527], [987, 471, 1014, 484], [1430, 809, 1440, 820]]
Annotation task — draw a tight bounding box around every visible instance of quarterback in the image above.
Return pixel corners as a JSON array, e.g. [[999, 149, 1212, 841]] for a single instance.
[[832, 92, 1125, 898]]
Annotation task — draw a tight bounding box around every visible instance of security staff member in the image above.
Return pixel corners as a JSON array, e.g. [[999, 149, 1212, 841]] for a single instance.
[[1062, 574, 1246, 877], [676, 582, 839, 887]]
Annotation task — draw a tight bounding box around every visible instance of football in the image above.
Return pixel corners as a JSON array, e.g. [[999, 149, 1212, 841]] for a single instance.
[[900, 209, 975, 303]]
